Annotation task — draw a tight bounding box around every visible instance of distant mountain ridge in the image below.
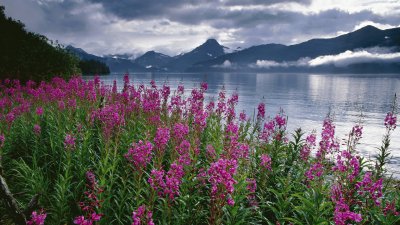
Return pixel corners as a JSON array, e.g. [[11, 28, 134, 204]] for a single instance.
[[66, 45, 146, 72], [134, 51, 172, 71], [66, 25, 400, 73], [164, 38, 228, 72]]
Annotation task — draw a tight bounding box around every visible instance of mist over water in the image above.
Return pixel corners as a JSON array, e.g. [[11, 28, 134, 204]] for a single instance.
[[86, 72, 400, 176]]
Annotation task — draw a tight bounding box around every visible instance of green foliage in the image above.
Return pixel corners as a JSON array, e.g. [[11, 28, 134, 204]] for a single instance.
[[78, 60, 110, 75], [0, 6, 80, 81]]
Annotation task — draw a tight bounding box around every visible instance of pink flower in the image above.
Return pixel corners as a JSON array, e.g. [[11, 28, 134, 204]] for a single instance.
[[219, 89, 225, 99], [227, 93, 239, 105], [148, 169, 166, 197], [351, 125, 363, 139], [170, 95, 182, 110], [67, 98, 77, 109], [112, 80, 118, 94], [75, 171, 103, 225], [154, 127, 170, 151], [123, 74, 130, 90], [178, 153, 191, 166], [225, 106, 236, 120], [91, 103, 125, 139], [33, 124, 41, 135], [305, 162, 324, 182], [162, 84, 170, 100], [216, 90, 226, 115], [208, 158, 238, 205], [383, 200, 400, 216], [333, 200, 362, 225], [132, 205, 145, 225], [332, 151, 360, 182], [274, 113, 286, 128], [176, 140, 190, 155], [175, 140, 191, 166], [246, 178, 258, 207], [131, 205, 154, 225], [239, 111, 247, 122], [260, 154, 272, 171], [173, 123, 189, 142], [246, 178, 257, 193], [64, 134, 76, 150], [35, 107, 43, 116], [73, 216, 85, 225], [257, 103, 265, 119], [356, 172, 383, 205], [90, 212, 102, 222], [85, 170, 97, 187], [58, 101, 65, 110], [300, 133, 316, 161], [6, 112, 15, 124], [206, 101, 215, 112], [177, 84, 184, 94], [0, 134, 5, 148], [27, 210, 47, 225], [200, 82, 208, 91], [150, 80, 157, 89], [206, 144, 216, 160], [73, 216, 92, 225], [384, 112, 397, 130], [260, 120, 275, 142], [227, 198, 235, 206], [316, 118, 339, 159], [164, 163, 185, 200], [124, 140, 153, 171], [148, 163, 184, 200]]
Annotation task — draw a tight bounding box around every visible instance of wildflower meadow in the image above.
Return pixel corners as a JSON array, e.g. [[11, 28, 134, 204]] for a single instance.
[[0, 75, 399, 225]]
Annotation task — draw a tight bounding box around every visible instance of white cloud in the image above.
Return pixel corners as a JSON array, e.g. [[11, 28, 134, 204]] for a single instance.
[[353, 21, 399, 31], [254, 60, 287, 68], [304, 0, 400, 15], [252, 58, 310, 68], [251, 48, 400, 69], [308, 50, 400, 67], [213, 60, 234, 68]]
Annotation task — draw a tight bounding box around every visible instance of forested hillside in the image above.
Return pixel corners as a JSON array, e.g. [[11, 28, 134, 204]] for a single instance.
[[0, 6, 80, 81]]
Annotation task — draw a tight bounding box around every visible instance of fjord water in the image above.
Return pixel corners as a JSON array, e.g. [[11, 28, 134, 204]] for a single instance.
[[90, 73, 400, 176]]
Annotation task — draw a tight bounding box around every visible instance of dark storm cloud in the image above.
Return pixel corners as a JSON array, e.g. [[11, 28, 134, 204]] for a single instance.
[[223, 0, 311, 6], [86, 0, 201, 20], [86, 0, 310, 21], [3, 0, 101, 33], [38, 1, 90, 32], [169, 6, 298, 27]]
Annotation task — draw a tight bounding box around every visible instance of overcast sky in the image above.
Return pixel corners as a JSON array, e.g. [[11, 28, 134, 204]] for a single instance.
[[2, 0, 400, 57]]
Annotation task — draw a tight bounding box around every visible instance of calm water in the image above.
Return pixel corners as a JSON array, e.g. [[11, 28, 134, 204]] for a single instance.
[[87, 73, 400, 176]]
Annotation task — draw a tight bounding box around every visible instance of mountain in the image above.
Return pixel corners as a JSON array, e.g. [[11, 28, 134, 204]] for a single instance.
[[66, 25, 400, 74], [134, 51, 172, 71], [165, 39, 228, 71], [66, 45, 103, 61], [102, 57, 146, 73], [189, 25, 400, 72], [66, 46, 146, 72]]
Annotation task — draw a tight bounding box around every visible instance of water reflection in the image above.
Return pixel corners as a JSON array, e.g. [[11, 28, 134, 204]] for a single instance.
[[85, 73, 400, 176]]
